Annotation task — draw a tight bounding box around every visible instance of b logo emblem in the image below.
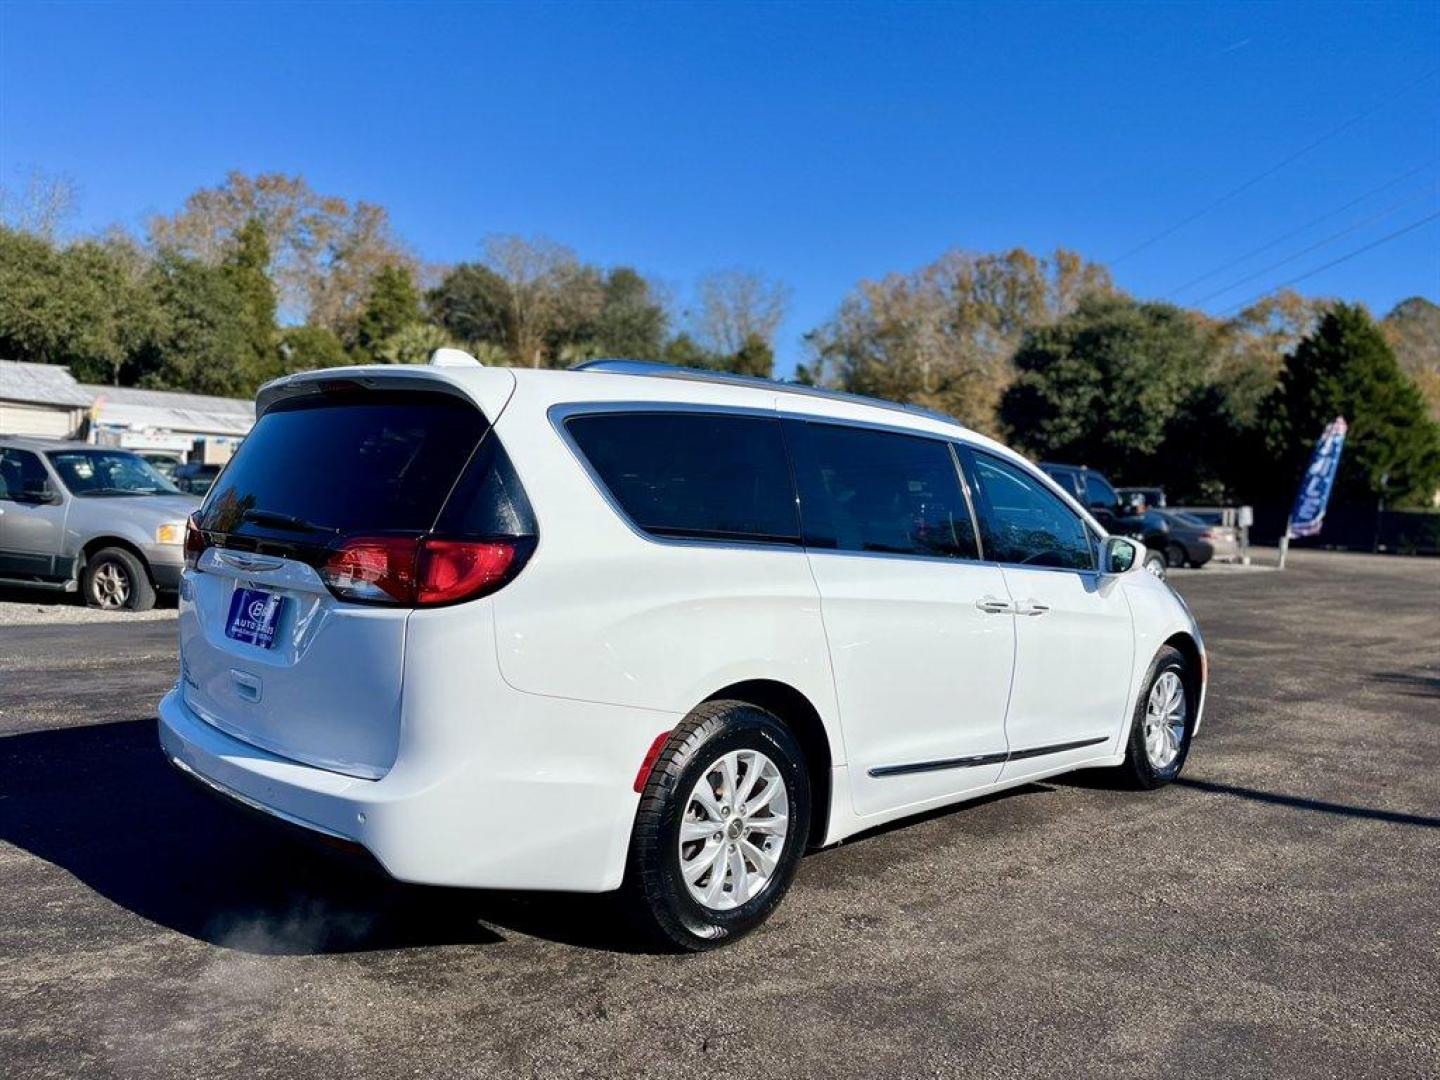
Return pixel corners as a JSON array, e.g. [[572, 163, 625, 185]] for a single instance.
[[248, 599, 268, 620]]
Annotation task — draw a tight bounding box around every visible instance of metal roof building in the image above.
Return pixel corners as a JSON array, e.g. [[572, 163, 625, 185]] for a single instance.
[[0, 361, 94, 438], [1, 361, 255, 455]]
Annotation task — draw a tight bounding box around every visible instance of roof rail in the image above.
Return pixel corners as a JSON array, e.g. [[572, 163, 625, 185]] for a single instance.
[[571, 359, 965, 429]]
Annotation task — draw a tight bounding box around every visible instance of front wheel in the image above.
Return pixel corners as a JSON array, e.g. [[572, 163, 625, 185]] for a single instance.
[[83, 547, 156, 611], [623, 700, 811, 951], [1118, 646, 1193, 788]]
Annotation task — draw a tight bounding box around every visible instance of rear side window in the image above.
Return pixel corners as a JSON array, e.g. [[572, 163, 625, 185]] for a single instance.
[[787, 421, 979, 560], [200, 392, 490, 539], [564, 411, 799, 544], [965, 452, 1095, 570], [1083, 473, 1118, 510]]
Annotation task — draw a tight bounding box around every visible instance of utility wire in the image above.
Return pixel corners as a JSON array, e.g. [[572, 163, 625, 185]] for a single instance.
[[1110, 67, 1438, 266], [1168, 157, 1438, 297], [1217, 209, 1440, 316], [1190, 184, 1437, 305]]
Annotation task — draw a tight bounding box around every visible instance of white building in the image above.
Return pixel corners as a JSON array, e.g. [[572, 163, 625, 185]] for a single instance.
[[1, 360, 255, 461]]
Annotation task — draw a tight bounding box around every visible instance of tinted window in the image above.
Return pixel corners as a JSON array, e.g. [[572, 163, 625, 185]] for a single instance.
[[565, 412, 799, 544], [1083, 473, 1118, 509], [200, 392, 489, 538], [966, 452, 1094, 570], [788, 421, 978, 559], [1042, 466, 1080, 499], [0, 449, 49, 501]]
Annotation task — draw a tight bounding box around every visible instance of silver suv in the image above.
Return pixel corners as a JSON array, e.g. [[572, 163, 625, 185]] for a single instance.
[[0, 436, 200, 610]]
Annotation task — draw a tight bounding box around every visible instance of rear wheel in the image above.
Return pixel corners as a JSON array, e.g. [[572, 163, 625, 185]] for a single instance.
[[83, 547, 156, 612], [1165, 542, 1188, 569], [1118, 645, 1193, 788], [623, 700, 811, 951]]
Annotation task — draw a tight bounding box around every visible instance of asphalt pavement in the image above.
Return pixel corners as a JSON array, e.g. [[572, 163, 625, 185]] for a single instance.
[[1, 549, 1437, 1079]]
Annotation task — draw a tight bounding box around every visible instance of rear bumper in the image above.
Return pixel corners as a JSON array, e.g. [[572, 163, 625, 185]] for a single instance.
[[158, 681, 667, 893]]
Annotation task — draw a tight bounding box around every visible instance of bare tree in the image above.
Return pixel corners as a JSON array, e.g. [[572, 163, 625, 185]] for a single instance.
[[482, 234, 601, 367], [148, 171, 413, 332], [806, 247, 1115, 433], [0, 167, 79, 241], [693, 269, 792, 355]]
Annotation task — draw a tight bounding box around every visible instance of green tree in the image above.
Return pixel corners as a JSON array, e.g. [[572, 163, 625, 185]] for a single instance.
[[999, 297, 1209, 480], [374, 322, 452, 366], [222, 218, 278, 384], [1261, 303, 1440, 508], [428, 262, 510, 349], [133, 250, 256, 396], [0, 227, 158, 386], [278, 324, 350, 373], [591, 267, 667, 359], [355, 264, 422, 360]]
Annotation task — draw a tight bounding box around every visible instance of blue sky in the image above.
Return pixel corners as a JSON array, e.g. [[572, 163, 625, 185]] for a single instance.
[[2, 1, 1437, 374]]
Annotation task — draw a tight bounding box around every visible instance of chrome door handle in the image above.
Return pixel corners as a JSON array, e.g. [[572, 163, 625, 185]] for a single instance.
[[975, 597, 1013, 614], [1018, 601, 1051, 616]]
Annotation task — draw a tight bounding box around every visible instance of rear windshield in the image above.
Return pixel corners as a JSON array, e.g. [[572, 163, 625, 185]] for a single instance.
[[199, 392, 490, 540]]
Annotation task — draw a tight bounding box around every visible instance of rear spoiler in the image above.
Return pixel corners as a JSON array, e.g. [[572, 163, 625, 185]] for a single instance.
[[255, 365, 517, 424]]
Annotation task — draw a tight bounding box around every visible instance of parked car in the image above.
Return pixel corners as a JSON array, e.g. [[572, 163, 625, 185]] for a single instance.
[[1117, 485, 1167, 512], [1040, 462, 1167, 577], [1134, 509, 1216, 569], [1161, 509, 1241, 564], [158, 358, 1206, 950], [139, 452, 183, 481], [172, 462, 222, 496], [0, 437, 199, 609]]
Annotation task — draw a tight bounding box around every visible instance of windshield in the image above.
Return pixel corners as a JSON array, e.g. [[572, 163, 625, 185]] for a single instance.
[[47, 450, 183, 497]]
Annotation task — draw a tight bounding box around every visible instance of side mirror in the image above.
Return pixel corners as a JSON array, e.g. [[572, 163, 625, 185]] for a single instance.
[[1103, 535, 1144, 574], [20, 478, 59, 505]]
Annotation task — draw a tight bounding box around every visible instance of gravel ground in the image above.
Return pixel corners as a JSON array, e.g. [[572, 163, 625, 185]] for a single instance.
[[1, 548, 1437, 1079], [0, 585, 177, 626]]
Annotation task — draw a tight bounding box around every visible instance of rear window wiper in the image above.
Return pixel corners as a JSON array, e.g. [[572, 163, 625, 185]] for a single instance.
[[241, 509, 339, 535]]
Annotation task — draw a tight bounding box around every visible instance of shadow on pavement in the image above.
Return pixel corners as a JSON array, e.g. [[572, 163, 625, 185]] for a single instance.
[[1368, 670, 1440, 700], [1174, 776, 1440, 829], [0, 718, 650, 956]]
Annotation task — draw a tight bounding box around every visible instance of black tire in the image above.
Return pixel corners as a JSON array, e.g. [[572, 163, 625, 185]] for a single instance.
[[1117, 645, 1194, 789], [1165, 542, 1188, 569], [1143, 550, 1168, 580], [82, 547, 156, 612], [623, 700, 811, 952]]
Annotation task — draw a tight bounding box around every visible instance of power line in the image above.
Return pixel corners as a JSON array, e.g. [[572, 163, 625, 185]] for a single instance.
[[1110, 67, 1438, 266], [1217, 209, 1440, 317], [1167, 157, 1438, 298], [1190, 184, 1437, 305]]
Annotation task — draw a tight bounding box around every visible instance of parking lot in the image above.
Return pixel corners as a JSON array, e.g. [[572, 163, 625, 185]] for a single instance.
[[1, 550, 1437, 1080]]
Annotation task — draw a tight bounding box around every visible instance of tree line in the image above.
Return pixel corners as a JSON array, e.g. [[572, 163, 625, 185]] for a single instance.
[[2, 169, 1437, 509]]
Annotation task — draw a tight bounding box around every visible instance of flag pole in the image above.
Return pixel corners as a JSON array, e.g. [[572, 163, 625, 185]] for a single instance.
[[1277, 517, 1291, 570]]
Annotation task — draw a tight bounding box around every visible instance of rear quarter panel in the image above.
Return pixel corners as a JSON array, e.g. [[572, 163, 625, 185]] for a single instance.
[[485, 382, 846, 763]]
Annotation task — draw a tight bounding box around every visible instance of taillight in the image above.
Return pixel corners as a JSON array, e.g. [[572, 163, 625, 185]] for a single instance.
[[320, 536, 529, 606], [184, 512, 209, 569], [320, 536, 417, 603], [415, 540, 518, 605]]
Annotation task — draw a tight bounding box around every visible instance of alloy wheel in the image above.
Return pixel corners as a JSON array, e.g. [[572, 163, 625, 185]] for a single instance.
[[1143, 670, 1187, 769], [92, 562, 131, 609], [677, 749, 789, 911]]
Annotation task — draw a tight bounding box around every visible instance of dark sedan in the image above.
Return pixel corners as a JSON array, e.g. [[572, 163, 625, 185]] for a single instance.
[[1139, 509, 1221, 568]]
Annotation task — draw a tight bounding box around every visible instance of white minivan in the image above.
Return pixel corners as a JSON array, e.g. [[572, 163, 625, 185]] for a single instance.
[[158, 356, 1205, 950]]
